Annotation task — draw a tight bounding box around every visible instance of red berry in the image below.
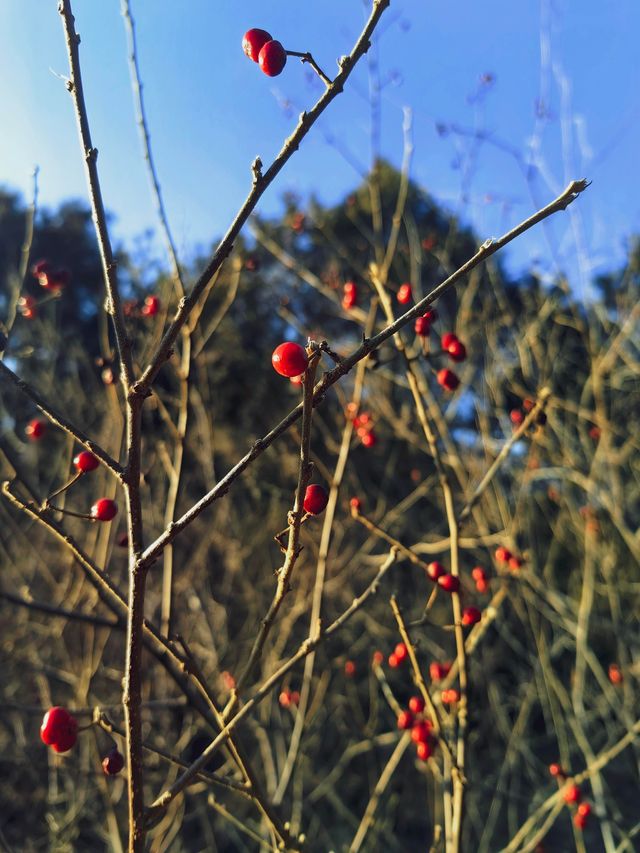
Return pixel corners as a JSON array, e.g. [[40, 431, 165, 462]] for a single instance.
[[549, 763, 565, 778], [102, 748, 125, 776], [290, 691, 300, 705], [461, 606, 482, 626], [245, 255, 260, 271], [350, 497, 362, 512], [437, 369, 459, 392], [573, 812, 588, 831], [508, 556, 523, 571], [495, 546, 512, 563], [303, 484, 328, 515], [344, 660, 356, 677], [40, 707, 78, 753], [91, 498, 118, 522], [73, 450, 99, 473], [426, 561, 445, 581], [361, 431, 377, 448], [259, 40, 287, 76], [423, 309, 437, 322], [242, 28, 273, 62], [25, 418, 46, 440], [441, 332, 457, 350], [588, 425, 601, 441], [563, 784, 581, 805], [438, 573, 460, 593], [415, 315, 430, 336], [447, 339, 467, 362], [387, 653, 399, 668], [397, 283, 412, 304], [408, 696, 425, 715], [372, 650, 384, 666], [141, 295, 160, 317], [410, 722, 432, 744], [608, 663, 623, 685], [342, 293, 357, 310], [272, 342, 308, 377], [476, 579, 490, 594], [416, 740, 433, 760], [510, 408, 524, 426], [397, 710, 414, 730], [394, 643, 408, 663], [577, 802, 592, 818], [344, 280, 357, 294]]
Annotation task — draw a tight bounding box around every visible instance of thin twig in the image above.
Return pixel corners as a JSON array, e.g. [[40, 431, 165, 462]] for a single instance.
[[0, 361, 123, 477]]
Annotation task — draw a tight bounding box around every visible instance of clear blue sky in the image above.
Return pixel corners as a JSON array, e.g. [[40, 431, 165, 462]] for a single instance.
[[1, 1, 638, 294]]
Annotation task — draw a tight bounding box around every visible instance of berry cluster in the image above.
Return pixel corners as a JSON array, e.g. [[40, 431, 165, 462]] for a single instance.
[[397, 696, 436, 760], [279, 688, 301, 708], [242, 28, 287, 77], [123, 294, 161, 318], [346, 404, 377, 448]]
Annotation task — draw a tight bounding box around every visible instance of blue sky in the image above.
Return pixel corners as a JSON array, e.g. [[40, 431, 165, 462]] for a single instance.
[[1, 1, 638, 294]]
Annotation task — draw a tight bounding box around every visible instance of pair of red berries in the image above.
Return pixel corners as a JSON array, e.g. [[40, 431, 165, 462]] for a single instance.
[[397, 283, 412, 305], [388, 642, 409, 668], [18, 294, 37, 319], [243, 28, 287, 77], [441, 332, 466, 363], [429, 661, 452, 681], [495, 546, 523, 571], [471, 566, 489, 594], [342, 280, 357, 310], [279, 688, 301, 708], [415, 308, 438, 337]]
